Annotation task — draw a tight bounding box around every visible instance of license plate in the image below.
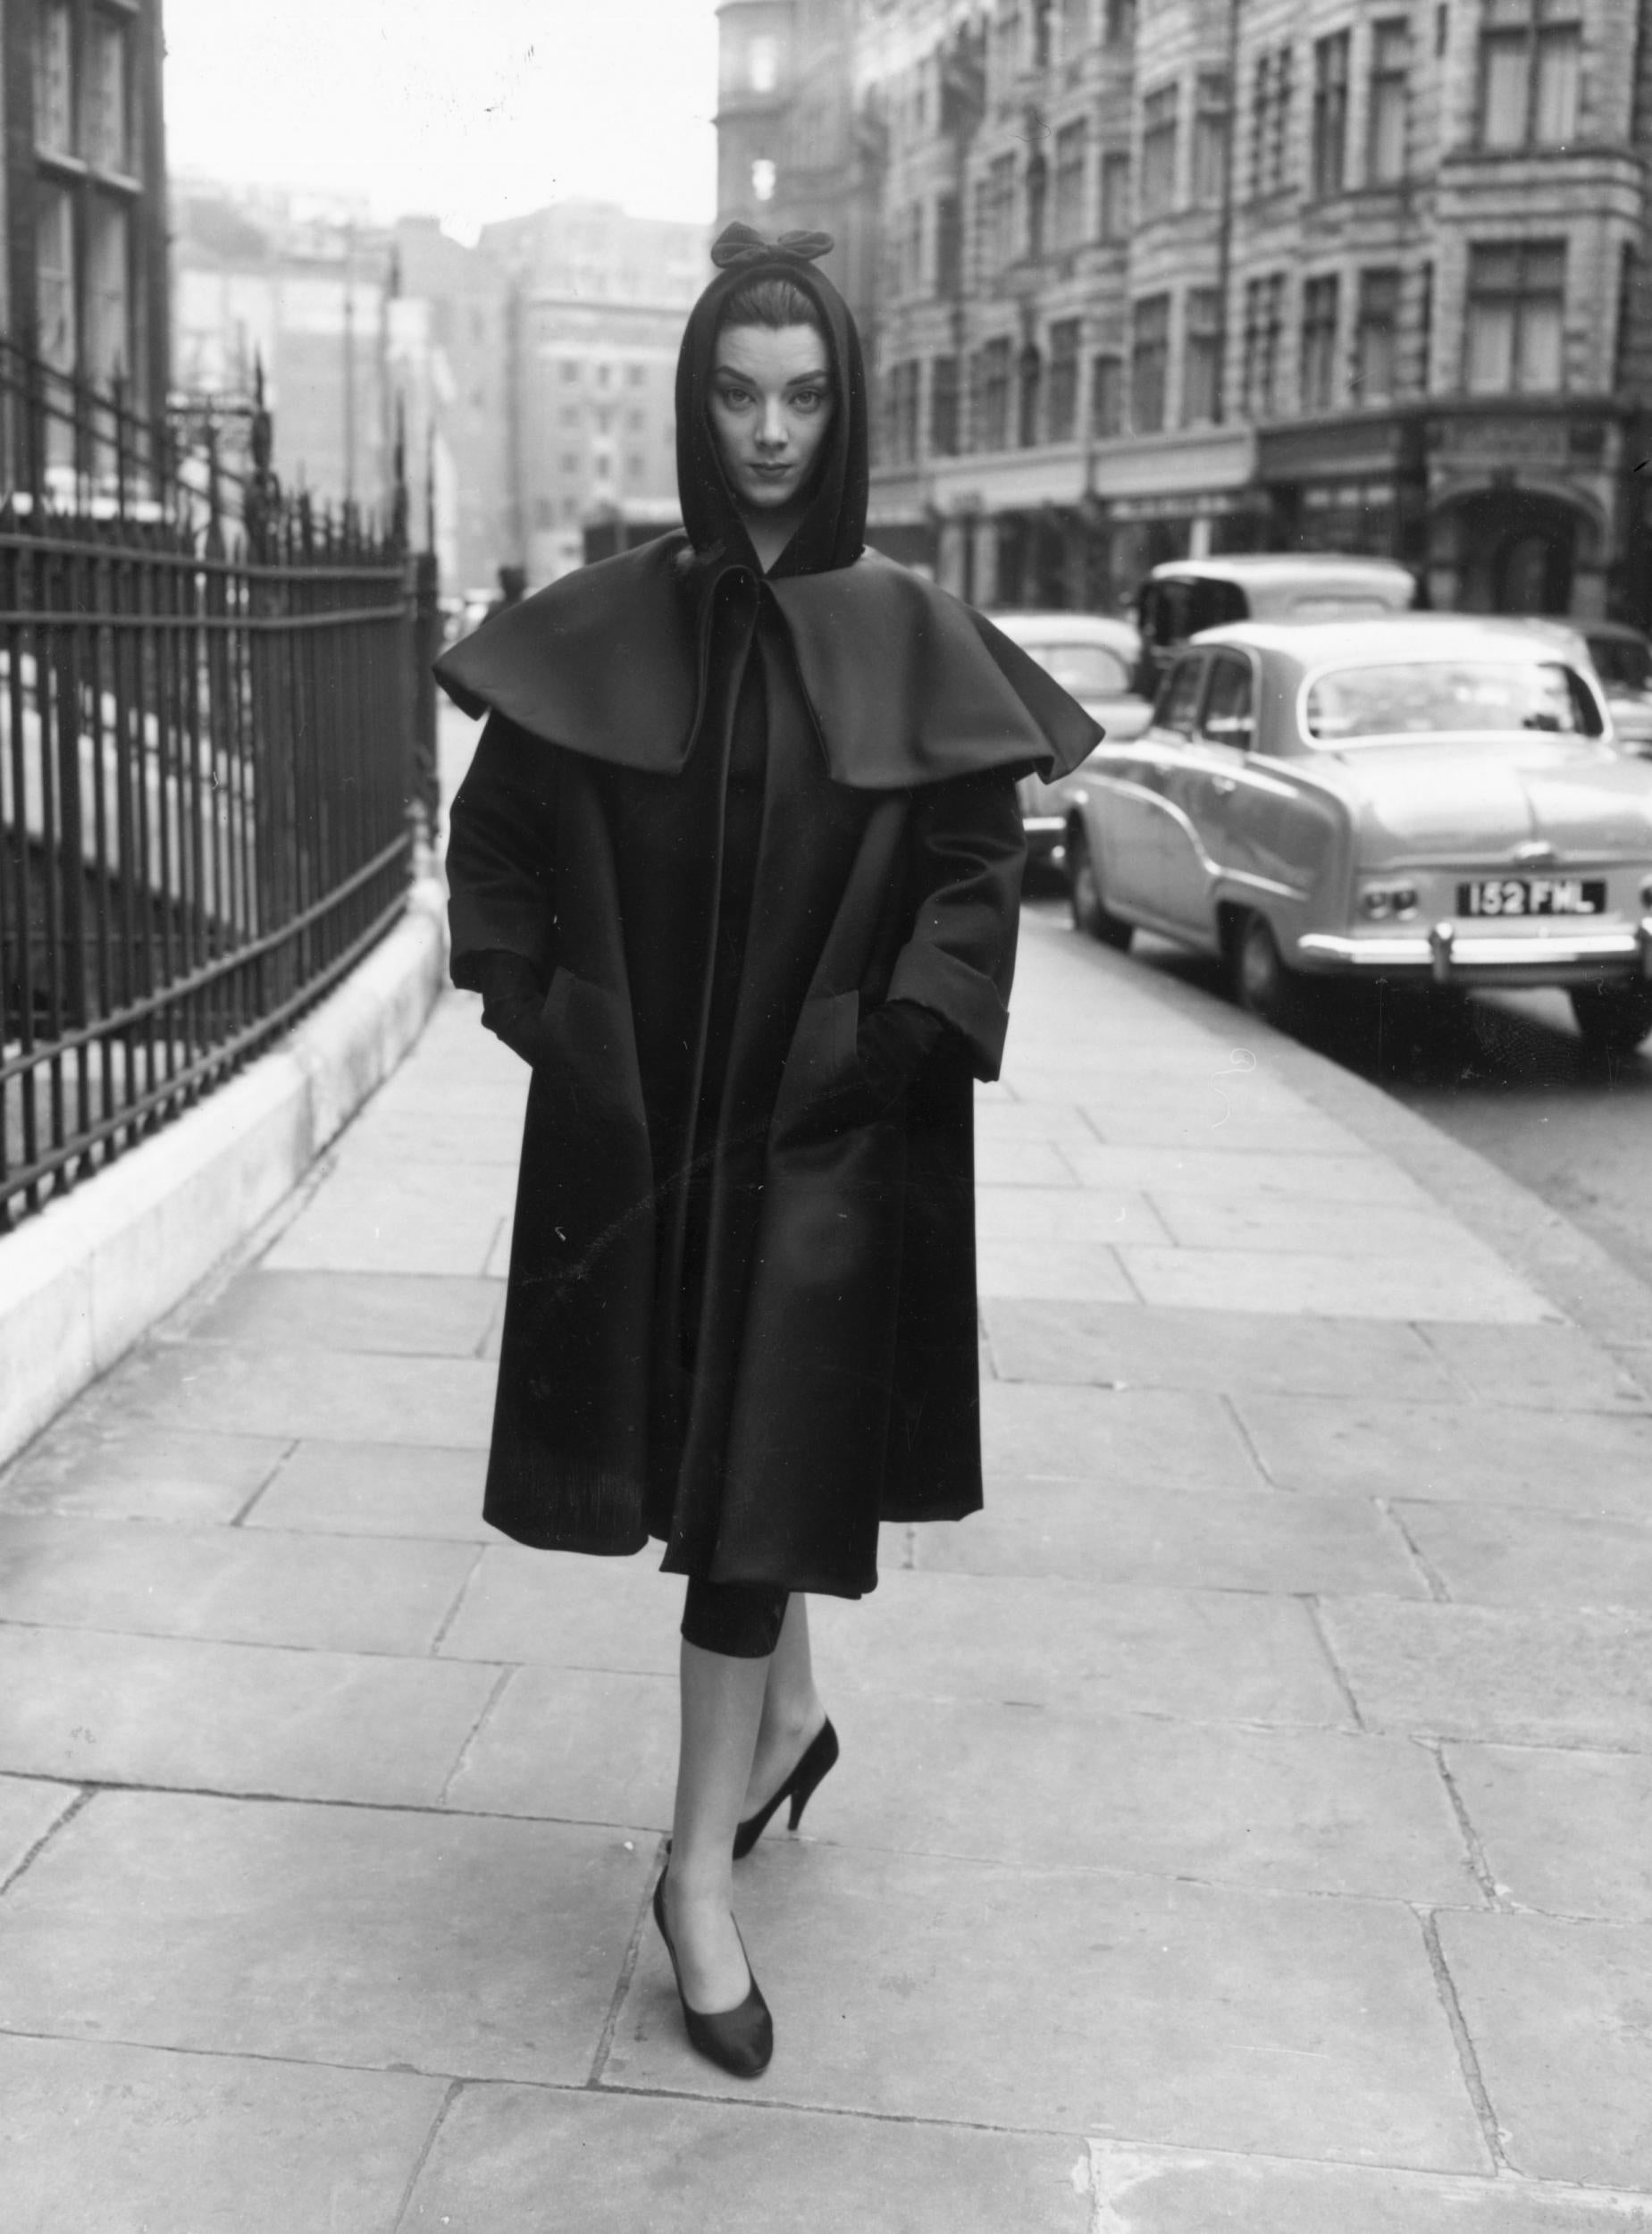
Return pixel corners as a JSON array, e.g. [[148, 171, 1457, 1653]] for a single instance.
[[1456, 877, 1607, 919]]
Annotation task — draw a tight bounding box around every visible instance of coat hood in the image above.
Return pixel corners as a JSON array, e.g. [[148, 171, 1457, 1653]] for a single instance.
[[675, 223, 868, 580]]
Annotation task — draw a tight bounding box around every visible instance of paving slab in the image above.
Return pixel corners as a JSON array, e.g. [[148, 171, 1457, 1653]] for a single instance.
[[0, 1773, 77, 1883], [810, 1568, 1352, 1727], [1145, 1191, 1514, 1262], [437, 1542, 682, 1673], [972, 1138, 1081, 1188], [605, 1842, 1487, 2168], [1320, 1599, 1652, 1748], [0, 1788, 653, 2084], [980, 1379, 1265, 1489], [1079, 2140, 1652, 2231], [0, 1424, 289, 1524], [442, 1664, 676, 1828], [1438, 1910, 1652, 2188], [243, 1438, 491, 1539], [970, 1100, 1101, 1144], [1234, 1395, 1652, 1515], [0, 2033, 446, 2234], [338, 1105, 526, 1163], [1061, 1140, 1434, 1205], [1082, 1099, 1371, 1155], [0, 1514, 478, 1654], [1418, 1322, 1652, 1414], [0, 1625, 501, 1805], [99, 1342, 499, 1447], [973, 1182, 1173, 1245], [1117, 1243, 1554, 1323], [910, 1479, 1425, 1596], [1395, 1501, 1652, 1611], [188, 1270, 502, 1357], [781, 1690, 1474, 1901], [404, 2086, 1090, 2233], [1444, 1743, 1652, 1922], [983, 1297, 1461, 1401], [976, 1234, 1138, 1300]]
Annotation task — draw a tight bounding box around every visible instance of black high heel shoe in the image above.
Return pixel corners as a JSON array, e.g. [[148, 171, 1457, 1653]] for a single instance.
[[734, 1717, 839, 1860], [652, 1869, 774, 2079]]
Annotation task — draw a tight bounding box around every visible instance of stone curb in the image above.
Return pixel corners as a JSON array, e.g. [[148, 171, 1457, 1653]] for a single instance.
[[1052, 918, 1652, 1377], [0, 873, 449, 1466]]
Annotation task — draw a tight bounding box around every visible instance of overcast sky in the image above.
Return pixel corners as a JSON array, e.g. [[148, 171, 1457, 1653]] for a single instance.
[[163, 0, 721, 238]]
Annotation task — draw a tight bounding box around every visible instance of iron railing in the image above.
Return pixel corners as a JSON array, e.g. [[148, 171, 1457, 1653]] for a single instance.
[[0, 340, 433, 1229]]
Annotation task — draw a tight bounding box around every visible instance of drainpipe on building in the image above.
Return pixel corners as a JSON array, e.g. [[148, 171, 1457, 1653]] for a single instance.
[[1211, 0, 1241, 434]]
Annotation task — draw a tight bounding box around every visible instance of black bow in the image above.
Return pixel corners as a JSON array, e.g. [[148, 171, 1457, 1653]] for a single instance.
[[710, 222, 835, 270]]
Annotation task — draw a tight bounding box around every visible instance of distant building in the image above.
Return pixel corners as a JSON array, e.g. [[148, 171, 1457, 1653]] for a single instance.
[[480, 202, 708, 582], [729, 0, 1652, 624], [391, 218, 510, 600], [1, 0, 171, 438]]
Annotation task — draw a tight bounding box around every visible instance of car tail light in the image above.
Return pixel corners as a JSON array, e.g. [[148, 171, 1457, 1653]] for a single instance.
[[1640, 874, 1652, 910], [1359, 881, 1420, 921]]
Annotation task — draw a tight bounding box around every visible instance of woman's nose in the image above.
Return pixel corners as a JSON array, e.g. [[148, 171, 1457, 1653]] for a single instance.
[[757, 399, 788, 448]]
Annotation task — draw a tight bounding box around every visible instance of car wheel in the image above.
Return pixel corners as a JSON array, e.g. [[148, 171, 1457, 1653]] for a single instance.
[[1233, 911, 1313, 1031], [1067, 827, 1133, 950], [1569, 981, 1652, 1056]]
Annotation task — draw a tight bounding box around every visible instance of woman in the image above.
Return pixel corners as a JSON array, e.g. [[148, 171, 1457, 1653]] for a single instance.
[[438, 224, 1095, 2078]]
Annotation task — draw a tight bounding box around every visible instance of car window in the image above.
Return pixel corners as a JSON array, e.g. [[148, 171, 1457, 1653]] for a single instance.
[[1027, 642, 1132, 700], [1304, 661, 1605, 743], [1187, 579, 1248, 634], [1588, 634, 1652, 693], [1199, 653, 1254, 749], [1155, 655, 1205, 736], [1286, 592, 1399, 619]]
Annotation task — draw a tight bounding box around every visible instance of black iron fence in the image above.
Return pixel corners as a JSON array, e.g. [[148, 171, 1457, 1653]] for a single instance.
[[0, 340, 436, 1229]]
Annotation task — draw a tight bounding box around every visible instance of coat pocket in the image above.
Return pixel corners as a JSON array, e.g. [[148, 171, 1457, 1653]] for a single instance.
[[537, 967, 649, 1130], [769, 988, 862, 1151]]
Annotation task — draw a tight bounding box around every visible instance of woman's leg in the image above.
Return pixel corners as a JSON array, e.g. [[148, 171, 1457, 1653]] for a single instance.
[[667, 1638, 770, 2011], [742, 1593, 827, 1820]]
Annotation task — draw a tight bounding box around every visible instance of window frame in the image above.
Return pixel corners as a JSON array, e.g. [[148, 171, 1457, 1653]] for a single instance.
[[1309, 29, 1350, 200]]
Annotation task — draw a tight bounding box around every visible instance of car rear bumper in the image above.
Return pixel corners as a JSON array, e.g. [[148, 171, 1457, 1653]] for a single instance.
[[1022, 815, 1065, 860], [1297, 918, 1652, 987]]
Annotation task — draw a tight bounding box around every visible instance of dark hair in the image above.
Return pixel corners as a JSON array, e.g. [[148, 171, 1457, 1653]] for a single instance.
[[717, 274, 824, 333]]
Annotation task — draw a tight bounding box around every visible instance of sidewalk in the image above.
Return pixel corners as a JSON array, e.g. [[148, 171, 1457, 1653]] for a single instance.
[[4, 901, 1652, 2232]]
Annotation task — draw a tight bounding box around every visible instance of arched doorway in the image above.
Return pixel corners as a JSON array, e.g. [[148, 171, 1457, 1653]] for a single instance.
[[1444, 489, 1582, 615]]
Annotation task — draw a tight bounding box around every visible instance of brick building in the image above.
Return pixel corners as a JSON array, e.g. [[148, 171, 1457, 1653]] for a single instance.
[[725, 0, 1652, 623]]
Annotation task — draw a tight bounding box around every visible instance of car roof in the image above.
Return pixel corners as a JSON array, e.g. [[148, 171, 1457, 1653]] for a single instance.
[[1188, 613, 1596, 668], [1145, 553, 1415, 589], [1580, 617, 1651, 645]]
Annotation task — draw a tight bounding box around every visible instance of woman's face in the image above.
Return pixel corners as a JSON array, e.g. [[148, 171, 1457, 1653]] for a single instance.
[[709, 323, 834, 515]]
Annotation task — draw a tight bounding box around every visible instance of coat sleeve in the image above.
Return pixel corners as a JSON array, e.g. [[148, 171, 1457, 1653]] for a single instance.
[[444, 714, 560, 993], [885, 768, 1027, 1081]]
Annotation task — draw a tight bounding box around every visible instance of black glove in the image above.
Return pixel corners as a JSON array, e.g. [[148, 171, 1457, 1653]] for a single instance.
[[799, 999, 946, 1137], [474, 950, 555, 1069]]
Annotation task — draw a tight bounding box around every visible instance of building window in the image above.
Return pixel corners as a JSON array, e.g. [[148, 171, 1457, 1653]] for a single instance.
[[1131, 294, 1170, 432], [1354, 268, 1402, 401], [35, 1, 75, 155], [1139, 83, 1178, 219], [88, 12, 132, 172], [626, 409, 644, 431], [1310, 32, 1350, 197], [1183, 288, 1222, 424], [1026, 153, 1048, 259], [1061, 0, 1091, 62], [1018, 343, 1043, 446], [1480, 0, 1581, 149], [627, 364, 647, 386], [559, 361, 579, 382], [1104, 0, 1136, 46], [1367, 18, 1411, 182], [1464, 241, 1564, 392], [534, 498, 556, 531], [1418, 258, 1434, 389], [1052, 121, 1087, 249], [1100, 151, 1131, 241], [1250, 44, 1293, 197], [931, 356, 960, 455], [937, 194, 962, 293], [885, 361, 921, 464], [627, 453, 644, 481], [559, 451, 579, 474], [979, 337, 1013, 449], [1300, 274, 1340, 411], [985, 153, 1017, 273], [36, 185, 77, 374], [1240, 273, 1285, 417], [1191, 72, 1230, 206], [87, 197, 131, 383], [751, 156, 777, 202], [1048, 319, 1081, 439], [749, 35, 780, 93], [1091, 352, 1124, 436]]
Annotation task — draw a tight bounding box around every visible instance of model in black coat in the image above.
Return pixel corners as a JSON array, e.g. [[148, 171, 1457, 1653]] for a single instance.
[[439, 225, 1096, 2071]]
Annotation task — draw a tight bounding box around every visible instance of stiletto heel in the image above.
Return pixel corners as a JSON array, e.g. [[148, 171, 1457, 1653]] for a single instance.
[[734, 1716, 839, 1860], [652, 1870, 774, 2079]]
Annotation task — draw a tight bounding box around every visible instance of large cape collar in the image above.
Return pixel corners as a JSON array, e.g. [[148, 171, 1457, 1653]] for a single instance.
[[434, 537, 1101, 790]]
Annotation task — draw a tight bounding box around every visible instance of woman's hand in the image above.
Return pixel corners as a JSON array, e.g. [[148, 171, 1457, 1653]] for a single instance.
[[475, 951, 556, 1070], [799, 999, 945, 1136]]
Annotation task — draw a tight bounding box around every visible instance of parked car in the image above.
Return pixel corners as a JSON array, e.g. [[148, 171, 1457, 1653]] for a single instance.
[[1062, 613, 1652, 1053], [1578, 619, 1652, 754], [1133, 553, 1419, 694], [988, 609, 1153, 869]]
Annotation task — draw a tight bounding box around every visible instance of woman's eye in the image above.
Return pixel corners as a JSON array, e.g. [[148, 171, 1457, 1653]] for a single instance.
[[792, 389, 823, 410], [717, 387, 752, 408]]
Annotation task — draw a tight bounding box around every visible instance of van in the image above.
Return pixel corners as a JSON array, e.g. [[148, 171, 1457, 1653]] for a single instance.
[[1134, 553, 1420, 693]]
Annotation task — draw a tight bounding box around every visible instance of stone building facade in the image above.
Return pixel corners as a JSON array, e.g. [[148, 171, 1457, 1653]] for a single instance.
[[721, 0, 1652, 622]]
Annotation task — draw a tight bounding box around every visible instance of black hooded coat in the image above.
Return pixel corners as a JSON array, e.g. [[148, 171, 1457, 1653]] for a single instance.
[[439, 231, 1098, 1599]]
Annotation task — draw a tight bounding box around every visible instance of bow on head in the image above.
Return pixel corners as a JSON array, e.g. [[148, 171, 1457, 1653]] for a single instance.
[[710, 222, 835, 269]]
